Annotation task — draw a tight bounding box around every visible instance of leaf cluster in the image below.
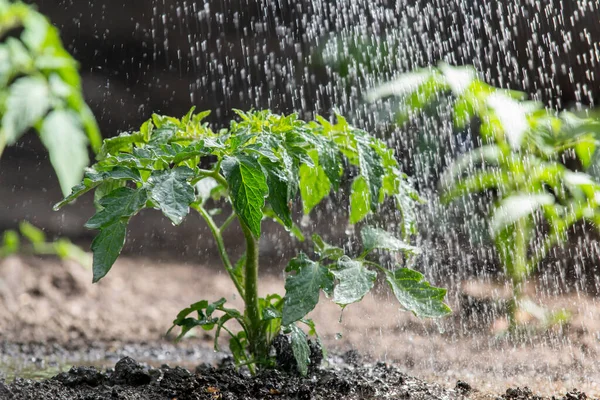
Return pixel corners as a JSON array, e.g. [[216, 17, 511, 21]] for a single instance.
[[56, 108, 419, 282], [0, 0, 100, 195]]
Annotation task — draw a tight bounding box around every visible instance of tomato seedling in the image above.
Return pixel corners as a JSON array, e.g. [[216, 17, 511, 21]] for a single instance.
[[56, 109, 450, 374], [368, 64, 600, 328]]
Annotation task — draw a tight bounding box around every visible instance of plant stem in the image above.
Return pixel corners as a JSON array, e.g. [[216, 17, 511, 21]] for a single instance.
[[240, 221, 267, 364], [192, 203, 245, 299], [508, 217, 529, 330], [220, 212, 237, 232]]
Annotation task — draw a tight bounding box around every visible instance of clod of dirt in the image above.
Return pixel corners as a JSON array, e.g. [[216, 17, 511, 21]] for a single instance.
[[562, 390, 588, 400], [455, 380, 472, 394], [54, 366, 105, 387], [503, 387, 543, 400], [108, 357, 151, 386]]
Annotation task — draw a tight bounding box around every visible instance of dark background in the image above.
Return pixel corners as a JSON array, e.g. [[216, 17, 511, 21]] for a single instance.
[[2, 0, 600, 265]]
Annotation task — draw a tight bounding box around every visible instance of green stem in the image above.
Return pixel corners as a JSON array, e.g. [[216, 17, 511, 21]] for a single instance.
[[220, 211, 237, 232], [508, 217, 529, 330], [240, 221, 266, 365], [192, 203, 245, 299]]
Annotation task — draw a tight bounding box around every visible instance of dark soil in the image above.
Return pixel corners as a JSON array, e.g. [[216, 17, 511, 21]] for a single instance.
[[2, 355, 594, 400]]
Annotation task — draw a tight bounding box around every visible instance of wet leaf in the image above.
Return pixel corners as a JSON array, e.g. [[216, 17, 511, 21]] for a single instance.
[[384, 268, 451, 318], [349, 176, 370, 223], [299, 163, 331, 215], [312, 234, 344, 260], [361, 226, 419, 254], [282, 255, 333, 325], [148, 167, 196, 225], [261, 160, 293, 227], [222, 155, 268, 237], [331, 257, 376, 306], [54, 167, 141, 210], [91, 220, 127, 283], [288, 324, 310, 376], [85, 187, 148, 229]]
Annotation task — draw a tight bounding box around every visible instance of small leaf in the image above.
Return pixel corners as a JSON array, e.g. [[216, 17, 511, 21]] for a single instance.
[[1, 230, 20, 256], [312, 234, 344, 260], [331, 257, 376, 306], [261, 160, 293, 227], [85, 187, 148, 229], [282, 255, 334, 325], [289, 324, 310, 376], [148, 167, 196, 225], [299, 163, 331, 215], [91, 220, 127, 283], [54, 167, 141, 210], [39, 110, 90, 196], [19, 221, 46, 245], [361, 226, 420, 254], [357, 138, 384, 210], [316, 141, 342, 191], [349, 176, 370, 224], [2, 76, 51, 144], [222, 156, 268, 237], [384, 267, 451, 318]]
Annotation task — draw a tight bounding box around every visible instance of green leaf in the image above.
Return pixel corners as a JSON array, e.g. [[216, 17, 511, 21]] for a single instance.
[[384, 268, 451, 318], [39, 110, 90, 196], [282, 255, 334, 326], [2, 76, 51, 144], [489, 193, 554, 235], [148, 167, 196, 225], [91, 220, 127, 283], [331, 257, 376, 306], [19, 221, 46, 244], [1, 230, 20, 256], [357, 138, 384, 210], [222, 156, 268, 237], [299, 163, 331, 215], [317, 141, 342, 191], [312, 234, 344, 260], [98, 133, 143, 159], [349, 176, 370, 223], [85, 187, 148, 229], [54, 167, 141, 210], [261, 160, 293, 227], [361, 226, 420, 254], [289, 324, 311, 376]]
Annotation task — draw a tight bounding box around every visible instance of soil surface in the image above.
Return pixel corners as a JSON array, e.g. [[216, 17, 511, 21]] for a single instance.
[[1, 256, 599, 398], [1, 355, 593, 400]]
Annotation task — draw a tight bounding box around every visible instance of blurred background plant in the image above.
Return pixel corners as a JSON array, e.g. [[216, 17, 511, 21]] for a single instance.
[[365, 64, 600, 330], [0, 0, 99, 266]]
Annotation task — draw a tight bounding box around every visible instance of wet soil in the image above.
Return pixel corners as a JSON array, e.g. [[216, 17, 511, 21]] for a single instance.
[[2, 355, 467, 400], [1, 256, 599, 398], [2, 355, 593, 400]]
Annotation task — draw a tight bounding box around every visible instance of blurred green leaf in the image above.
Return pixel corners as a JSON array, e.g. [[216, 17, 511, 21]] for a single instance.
[[39, 110, 89, 196]]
